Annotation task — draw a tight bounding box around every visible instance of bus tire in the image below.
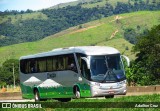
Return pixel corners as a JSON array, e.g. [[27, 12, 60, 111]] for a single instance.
[[105, 95, 114, 98], [34, 89, 40, 102], [74, 86, 80, 99]]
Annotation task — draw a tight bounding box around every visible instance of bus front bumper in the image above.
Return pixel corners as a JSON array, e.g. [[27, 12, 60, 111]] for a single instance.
[[90, 83, 127, 97]]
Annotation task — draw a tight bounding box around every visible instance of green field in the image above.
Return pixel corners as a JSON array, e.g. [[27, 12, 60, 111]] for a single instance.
[[50, 94, 160, 111], [0, 11, 160, 64]]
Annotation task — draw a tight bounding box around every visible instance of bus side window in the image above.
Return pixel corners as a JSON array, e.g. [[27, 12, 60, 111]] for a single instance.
[[47, 57, 53, 72], [57, 56, 64, 70], [81, 59, 91, 80], [53, 57, 57, 71], [38, 58, 46, 72], [20, 60, 25, 73], [30, 60, 36, 73], [67, 54, 77, 72]]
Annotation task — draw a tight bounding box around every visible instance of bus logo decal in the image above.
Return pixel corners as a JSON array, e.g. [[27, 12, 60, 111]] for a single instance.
[[47, 73, 56, 79]]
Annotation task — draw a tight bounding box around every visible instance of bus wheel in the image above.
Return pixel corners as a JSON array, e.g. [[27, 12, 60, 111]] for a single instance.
[[34, 90, 40, 102], [74, 86, 80, 99], [105, 95, 114, 98]]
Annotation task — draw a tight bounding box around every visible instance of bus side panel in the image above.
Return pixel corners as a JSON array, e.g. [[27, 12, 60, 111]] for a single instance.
[[20, 84, 34, 99], [39, 86, 74, 99], [76, 83, 92, 98]]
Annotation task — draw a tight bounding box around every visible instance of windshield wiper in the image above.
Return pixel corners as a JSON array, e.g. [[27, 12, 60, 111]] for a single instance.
[[101, 69, 112, 83], [102, 56, 120, 83], [101, 69, 120, 83]]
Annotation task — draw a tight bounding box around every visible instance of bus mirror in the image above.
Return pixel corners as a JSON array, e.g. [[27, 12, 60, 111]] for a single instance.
[[121, 55, 130, 67], [81, 57, 90, 69]]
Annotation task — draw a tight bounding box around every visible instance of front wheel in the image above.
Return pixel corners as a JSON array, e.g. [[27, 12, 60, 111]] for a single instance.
[[34, 90, 40, 102]]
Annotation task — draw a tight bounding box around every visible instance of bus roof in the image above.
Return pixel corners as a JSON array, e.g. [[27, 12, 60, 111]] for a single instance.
[[20, 46, 120, 60]]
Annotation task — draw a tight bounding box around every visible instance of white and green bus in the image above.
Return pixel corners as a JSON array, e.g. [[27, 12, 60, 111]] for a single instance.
[[19, 46, 129, 102]]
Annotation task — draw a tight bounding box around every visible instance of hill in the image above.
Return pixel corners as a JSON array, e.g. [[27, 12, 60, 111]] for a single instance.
[[0, 0, 160, 46], [51, 0, 160, 9], [0, 11, 160, 64]]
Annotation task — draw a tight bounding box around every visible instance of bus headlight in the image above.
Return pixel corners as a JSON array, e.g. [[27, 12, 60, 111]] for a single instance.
[[119, 80, 126, 87], [89, 82, 100, 87]]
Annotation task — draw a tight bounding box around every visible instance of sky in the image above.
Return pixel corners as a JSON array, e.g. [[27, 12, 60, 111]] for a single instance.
[[0, 0, 78, 12]]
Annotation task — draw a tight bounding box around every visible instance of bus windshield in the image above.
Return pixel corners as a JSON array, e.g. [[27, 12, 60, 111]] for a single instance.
[[90, 54, 126, 83]]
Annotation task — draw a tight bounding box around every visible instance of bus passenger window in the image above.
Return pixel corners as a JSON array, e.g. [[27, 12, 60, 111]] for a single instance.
[[47, 57, 53, 72], [20, 60, 25, 73], [57, 56, 64, 70], [53, 57, 57, 71], [67, 54, 77, 72], [38, 58, 46, 72], [30, 60, 36, 73]]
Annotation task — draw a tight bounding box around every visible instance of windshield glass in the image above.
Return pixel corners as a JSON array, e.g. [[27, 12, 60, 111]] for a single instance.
[[90, 54, 125, 83]]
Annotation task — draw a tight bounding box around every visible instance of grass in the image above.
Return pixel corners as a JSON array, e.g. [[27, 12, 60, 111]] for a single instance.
[[1, 94, 159, 111], [53, 94, 160, 111], [0, 11, 160, 64]]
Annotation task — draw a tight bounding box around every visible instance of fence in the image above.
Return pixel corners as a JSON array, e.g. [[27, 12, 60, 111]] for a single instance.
[[1, 85, 160, 93]]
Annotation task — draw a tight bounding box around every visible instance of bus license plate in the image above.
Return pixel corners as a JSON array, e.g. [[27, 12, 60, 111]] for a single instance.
[[108, 91, 114, 94]]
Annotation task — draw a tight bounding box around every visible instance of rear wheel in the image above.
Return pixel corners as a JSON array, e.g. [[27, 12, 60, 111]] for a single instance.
[[105, 95, 114, 98], [34, 90, 40, 102]]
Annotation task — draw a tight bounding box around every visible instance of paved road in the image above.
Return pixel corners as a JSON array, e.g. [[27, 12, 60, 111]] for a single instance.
[[0, 92, 160, 102], [0, 99, 34, 102], [0, 95, 130, 102]]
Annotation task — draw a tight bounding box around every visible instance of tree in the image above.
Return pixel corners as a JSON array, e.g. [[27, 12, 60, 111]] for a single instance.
[[0, 59, 19, 85], [124, 28, 137, 44], [133, 24, 160, 84]]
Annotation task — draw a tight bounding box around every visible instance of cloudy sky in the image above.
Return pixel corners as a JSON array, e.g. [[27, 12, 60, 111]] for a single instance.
[[0, 0, 77, 11]]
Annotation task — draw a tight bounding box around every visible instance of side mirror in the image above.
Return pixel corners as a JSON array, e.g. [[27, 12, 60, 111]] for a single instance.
[[81, 57, 90, 69], [121, 55, 130, 67]]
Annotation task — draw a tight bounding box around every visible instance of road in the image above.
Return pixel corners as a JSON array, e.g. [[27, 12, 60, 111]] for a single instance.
[[0, 91, 160, 102], [0, 99, 34, 102]]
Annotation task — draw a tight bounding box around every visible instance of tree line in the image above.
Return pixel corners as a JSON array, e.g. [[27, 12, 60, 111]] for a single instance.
[[126, 24, 160, 86], [0, 1, 160, 46]]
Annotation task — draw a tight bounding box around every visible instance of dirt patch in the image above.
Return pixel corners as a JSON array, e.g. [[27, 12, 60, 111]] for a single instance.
[[110, 29, 119, 39], [69, 24, 103, 34], [110, 15, 124, 23], [0, 92, 22, 100]]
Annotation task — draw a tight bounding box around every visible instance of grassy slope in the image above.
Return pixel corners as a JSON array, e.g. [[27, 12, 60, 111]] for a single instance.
[[0, 11, 160, 64]]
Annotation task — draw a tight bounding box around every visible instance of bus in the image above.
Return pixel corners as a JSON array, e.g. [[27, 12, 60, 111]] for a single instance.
[[19, 46, 129, 102]]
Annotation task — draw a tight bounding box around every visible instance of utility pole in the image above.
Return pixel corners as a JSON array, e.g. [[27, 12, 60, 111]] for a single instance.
[[12, 63, 15, 88]]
